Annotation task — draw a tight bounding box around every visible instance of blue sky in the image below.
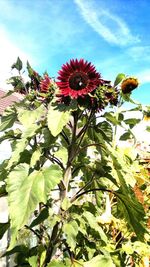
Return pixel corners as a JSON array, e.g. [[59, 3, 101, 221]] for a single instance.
[[0, 0, 150, 104]]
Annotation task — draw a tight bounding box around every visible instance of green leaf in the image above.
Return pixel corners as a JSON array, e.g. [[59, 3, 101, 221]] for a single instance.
[[47, 260, 67, 267], [124, 118, 141, 128], [11, 57, 22, 71], [146, 126, 150, 132], [116, 189, 146, 241], [0, 184, 7, 197], [119, 132, 131, 141], [28, 256, 38, 267], [97, 121, 113, 142], [61, 197, 72, 211], [41, 165, 63, 197], [7, 164, 62, 248], [0, 222, 10, 239], [30, 148, 42, 167], [30, 208, 49, 228], [7, 124, 40, 168], [82, 211, 107, 244], [84, 255, 115, 267], [3, 244, 29, 257], [54, 147, 68, 166], [104, 112, 119, 125], [0, 107, 17, 131], [7, 139, 27, 168], [18, 105, 46, 128], [47, 105, 70, 137], [63, 220, 79, 251], [114, 73, 126, 87], [27, 61, 34, 77]]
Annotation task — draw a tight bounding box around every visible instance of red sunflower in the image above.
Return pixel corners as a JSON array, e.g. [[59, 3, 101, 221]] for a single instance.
[[57, 59, 102, 99], [40, 74, 52, 93]]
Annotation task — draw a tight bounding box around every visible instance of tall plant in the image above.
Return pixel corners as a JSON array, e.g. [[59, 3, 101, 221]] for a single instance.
[[0, 58, 149, 266]]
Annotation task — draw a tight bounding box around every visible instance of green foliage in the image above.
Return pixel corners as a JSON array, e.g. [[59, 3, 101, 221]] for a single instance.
[[63, 220, 79, 251], [11, 57, 23, 71], [7, 164, 62, 248], [0, 59, 149, 266], [47, 105, 70, 137], [0, 222, 10, 239], [0, 106, 17, 131], [114, 73, 126, 87], [84, 255, 115, 267]]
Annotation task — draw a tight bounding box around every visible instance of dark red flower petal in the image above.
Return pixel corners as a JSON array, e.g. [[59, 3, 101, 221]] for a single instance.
[[57, 59, 103, 99]]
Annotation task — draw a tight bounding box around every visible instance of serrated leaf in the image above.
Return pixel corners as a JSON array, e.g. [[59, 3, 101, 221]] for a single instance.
[[47, 105, 70, 137], [114, 73, 126, 87], [104, 112, 119, 125], [18, 105, 46, 128], [116, 189, 146, 241], [63, 220, 78, 251], [0, 107, 17, 131], [97, 121, 113, 142], [84, 255, 115, 267], [82, 211, 107, 244], [7, 164, 62, 248], [0, 222, 10, 239], [7, 124, 40, 168]]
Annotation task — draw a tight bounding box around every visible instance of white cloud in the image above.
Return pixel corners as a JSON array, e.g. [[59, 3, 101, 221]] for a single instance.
[[136, 69, 150, 84], [127, 46, 150, 61], [74, 0, 139, 46], [0, 26, 35, 90]]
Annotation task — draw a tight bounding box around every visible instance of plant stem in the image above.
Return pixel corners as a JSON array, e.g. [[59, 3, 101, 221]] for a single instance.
[[42, 222, 59, 267]]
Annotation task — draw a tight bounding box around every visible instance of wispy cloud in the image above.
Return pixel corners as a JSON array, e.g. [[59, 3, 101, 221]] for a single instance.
[[136, 69, 150, 84], [74, 0, 139, 46], [127, 46, 150, 61]]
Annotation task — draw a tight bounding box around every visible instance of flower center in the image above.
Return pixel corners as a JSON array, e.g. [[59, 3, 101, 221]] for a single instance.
[[69, 72, 88, 90]]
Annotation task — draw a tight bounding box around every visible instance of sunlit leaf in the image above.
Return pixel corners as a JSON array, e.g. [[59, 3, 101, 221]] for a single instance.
[[114, 73, 126, 87], [47, 260, 67, 267], [30, 148, 42, 167], [84, 255, 115, 267], [47, 105, 70, 137], [63, 220, 78, 251], [18, 105, 46, 128], [7, 164, 62, 248], [28, 255, 38, 267], [82, 211, 107, 244], [116, 188, 146, 241]]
